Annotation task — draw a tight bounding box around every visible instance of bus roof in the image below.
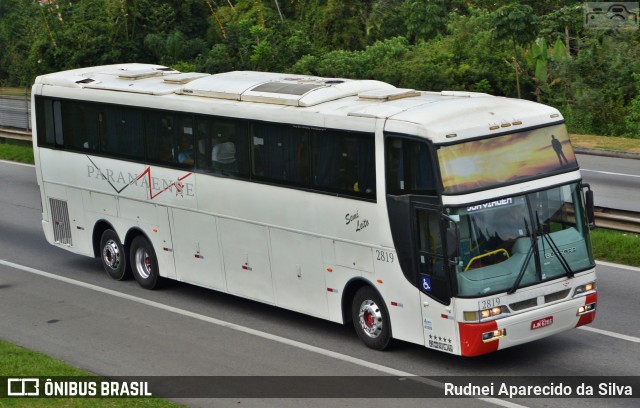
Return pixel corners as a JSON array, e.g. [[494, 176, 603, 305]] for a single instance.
[[34, 63, 562, 144]]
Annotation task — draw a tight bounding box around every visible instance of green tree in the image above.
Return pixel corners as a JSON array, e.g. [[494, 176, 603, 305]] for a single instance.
[[552, 33, 640, 136], [493, 3, 539, 98], [403, 0, 467, 42], [315, 0, 368, 50], [624, 74, 640, 138]]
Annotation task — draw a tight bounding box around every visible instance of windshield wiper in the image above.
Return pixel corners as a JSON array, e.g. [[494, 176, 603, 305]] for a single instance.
[[508, 218, 535, 295], [535, 212, 574, 278]]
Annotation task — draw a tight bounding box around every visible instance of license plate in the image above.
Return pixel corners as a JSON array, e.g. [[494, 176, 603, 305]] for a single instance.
[[531, 316, 554, 330]]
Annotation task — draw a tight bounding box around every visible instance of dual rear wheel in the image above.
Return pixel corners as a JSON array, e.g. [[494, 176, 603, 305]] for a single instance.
[[99, 230, 161, 290]]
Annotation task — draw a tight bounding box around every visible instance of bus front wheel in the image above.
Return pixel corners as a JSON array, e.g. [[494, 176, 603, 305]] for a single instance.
[[130, 236, 161, 290], [351, 286, 391, 350], [99, 229, 130, 281]]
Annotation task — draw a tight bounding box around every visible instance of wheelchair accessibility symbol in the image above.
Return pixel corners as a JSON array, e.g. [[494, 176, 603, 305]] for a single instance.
[[421, 277, 432, 293]]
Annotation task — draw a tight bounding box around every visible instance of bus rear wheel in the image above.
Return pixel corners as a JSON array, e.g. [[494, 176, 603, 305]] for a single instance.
[[351, 286, 391, 350], [130, 236, 161, 290], [99, 229, 130, 281]]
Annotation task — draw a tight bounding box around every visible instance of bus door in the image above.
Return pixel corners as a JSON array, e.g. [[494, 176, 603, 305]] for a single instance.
[[414, 206, 447, 300], [413, 205, 457, 353]]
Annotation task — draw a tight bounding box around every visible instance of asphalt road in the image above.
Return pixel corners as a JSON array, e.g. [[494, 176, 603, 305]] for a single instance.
[[577, 154, 640, 212], [0, 160, 639, 408]]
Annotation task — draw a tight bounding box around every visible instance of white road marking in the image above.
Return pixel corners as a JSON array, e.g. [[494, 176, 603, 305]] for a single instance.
[[581, 169, 640, 178], [578, 326, 640, 344], [596, 260, 640, 273], [0, 259, 526, 408], [0, 158, 34, 167]]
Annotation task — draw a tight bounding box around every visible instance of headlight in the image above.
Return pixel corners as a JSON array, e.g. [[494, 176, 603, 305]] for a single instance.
[[577, 302, 596, 315], [464, 305, 510, 322], [573, 281, 596, 297], [482, 328, 506, 342]]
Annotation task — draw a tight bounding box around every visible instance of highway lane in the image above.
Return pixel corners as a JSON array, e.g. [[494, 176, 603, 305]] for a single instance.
[[577, 154, 640, 212], [0, 160, 639, 408]]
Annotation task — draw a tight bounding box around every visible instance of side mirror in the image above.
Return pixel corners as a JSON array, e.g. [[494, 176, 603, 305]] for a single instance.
[[583, 184, 596, 229]]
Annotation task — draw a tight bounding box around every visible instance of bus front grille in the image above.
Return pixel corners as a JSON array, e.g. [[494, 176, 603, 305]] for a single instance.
[[509, 298, 538, 311], [49, 198, 72, 246], [544, 289, 571, 303]]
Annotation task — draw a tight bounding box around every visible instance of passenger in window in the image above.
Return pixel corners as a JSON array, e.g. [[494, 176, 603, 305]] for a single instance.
[[353, 182, 374, 194], [177, 134, 194, 165], [212, 141, 237, 173]]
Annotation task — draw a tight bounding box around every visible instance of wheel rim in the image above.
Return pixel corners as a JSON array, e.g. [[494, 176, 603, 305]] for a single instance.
[[102, 240, 120, 270], [358, 299, 383, 338], [135, 247, 152, 279]]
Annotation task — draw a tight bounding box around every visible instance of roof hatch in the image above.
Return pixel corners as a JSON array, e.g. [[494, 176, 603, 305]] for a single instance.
[[180, 71, 395, 107], [163, 72, 209, 84], [117, 69, 164, 80], [358, 88, 420, 101], [250, 82, 325, 96]]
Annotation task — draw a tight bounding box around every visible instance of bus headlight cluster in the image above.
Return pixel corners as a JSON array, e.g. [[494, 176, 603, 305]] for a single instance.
[[577, 302, 596, 315], [573, 282, 596, 297], [463, 306, 510, 322], [482, 329, 506, 343]]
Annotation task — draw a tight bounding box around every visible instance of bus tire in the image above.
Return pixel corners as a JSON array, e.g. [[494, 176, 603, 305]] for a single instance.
[[130, 236, 161, 290], [352, 286, 391, 350], [99, 229, 130, 281]]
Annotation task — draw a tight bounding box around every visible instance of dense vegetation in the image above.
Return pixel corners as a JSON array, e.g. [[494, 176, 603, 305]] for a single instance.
[[1, 0, 639, 137]]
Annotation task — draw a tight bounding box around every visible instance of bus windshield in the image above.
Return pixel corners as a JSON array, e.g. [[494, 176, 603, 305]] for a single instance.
[[448, 183, 594, 297]]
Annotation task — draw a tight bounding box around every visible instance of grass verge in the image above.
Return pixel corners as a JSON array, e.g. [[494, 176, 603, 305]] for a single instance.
[[591, 228, 640, 268], [0, 340, 181, 407], [570, 134, 640, 153], [0, 143, 34, 164], [0, 88, 30, 98]]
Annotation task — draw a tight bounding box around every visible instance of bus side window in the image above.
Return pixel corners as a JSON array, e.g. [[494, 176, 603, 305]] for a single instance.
[[417, 211, 445, 277], [35, 97, 57, 147], [103, 106, 144, 160], [385, 136, 437, 195], [312, 130, 375, 198], [195, 117, 249, 177], [61, 101, 99, 152], [251, 123, 309, 186], [176, 116, 194, 167]]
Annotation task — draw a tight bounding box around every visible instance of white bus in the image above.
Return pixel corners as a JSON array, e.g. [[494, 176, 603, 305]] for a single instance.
[[32, 64, 598, 356]]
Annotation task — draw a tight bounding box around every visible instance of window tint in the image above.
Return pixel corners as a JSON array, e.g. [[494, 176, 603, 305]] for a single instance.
[[102, 106, 144, 160], [35, 97, 65, 147], [251, 123, 310, 186], [61, 101, 100, 151], [34, 97, 377, 202], [146, 112, 194, 168], [35, 97, 56, 147], [312, 130, 375, 198], [386, 136, 437, 195], [416, 209, 449, 303], [418, 211, 444, 266], [195, 117, 249, 177], [53, 101, 63, 146]]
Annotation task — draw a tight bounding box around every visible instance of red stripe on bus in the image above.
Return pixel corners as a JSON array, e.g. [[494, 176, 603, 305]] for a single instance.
[[458, 321, 499, 357]]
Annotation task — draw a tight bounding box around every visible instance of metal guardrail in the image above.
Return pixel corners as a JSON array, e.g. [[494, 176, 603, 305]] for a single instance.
[[0, 95, 31, 131], [594, 208, 640, 234], [0, 127, 32, 145], [2, 128, 639, 233]]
